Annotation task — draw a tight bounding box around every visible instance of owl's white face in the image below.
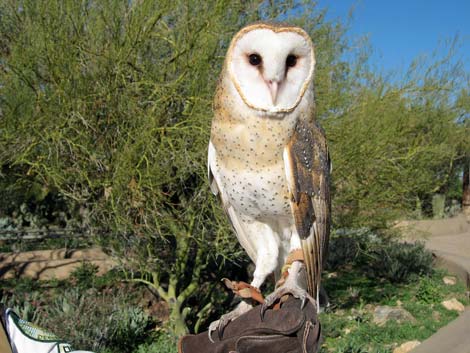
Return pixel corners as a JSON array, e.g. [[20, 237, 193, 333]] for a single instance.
[[227, 25, 315, 114]]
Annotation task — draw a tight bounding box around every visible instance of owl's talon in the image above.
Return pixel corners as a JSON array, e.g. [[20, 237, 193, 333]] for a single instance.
[[207, 321, 218, 343], [208, 317, 229, 343], [300, 296, 307, 310], [259, 304, 268, 321]]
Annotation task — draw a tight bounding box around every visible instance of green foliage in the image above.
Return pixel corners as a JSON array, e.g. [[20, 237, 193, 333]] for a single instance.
[[1, 234, 466, 353], [327, 228, 434, 283], [320, 268, 466, 353], [324, 48, 470, 227], [2, 278, 153, 353], [320, 231, 467, 353], [366, 241, 433, 283], [133, 334, 177, 353], [48, 289, 150, 352], [69, 261, 100, 289], [415, 276, 443, 304], [325, 338, 388, 353], [4, 291, 44, 324]]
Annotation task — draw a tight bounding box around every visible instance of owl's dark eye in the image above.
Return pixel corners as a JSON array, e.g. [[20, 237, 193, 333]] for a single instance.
[[248, 53, 262, 66], [286, 55, 297, 68]]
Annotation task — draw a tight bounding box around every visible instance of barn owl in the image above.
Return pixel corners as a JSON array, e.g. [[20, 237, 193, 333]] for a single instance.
[[208, 22, 330, 337]]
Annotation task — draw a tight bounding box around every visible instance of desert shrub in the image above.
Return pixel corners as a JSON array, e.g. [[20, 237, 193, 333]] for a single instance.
[[4, 290, 43, 324], [45, 288, 152, 352], [366, 241, 433, 283], [3, 284, 152, 353], [326, 228, 371, 269], [0, 0, 259, 334], [46, 290, 150, 353], [415, 276, 443, 304], [69, 261, 100, 290], [69, 261, 127, 291], [327, 228, 434, 283]]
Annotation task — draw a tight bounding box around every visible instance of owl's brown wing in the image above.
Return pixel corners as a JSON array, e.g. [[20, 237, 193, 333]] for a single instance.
[[283, 119, 331, 300]]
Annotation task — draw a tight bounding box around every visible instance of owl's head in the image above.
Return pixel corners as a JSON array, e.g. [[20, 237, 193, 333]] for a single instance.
[[226, 23, 315, 114]]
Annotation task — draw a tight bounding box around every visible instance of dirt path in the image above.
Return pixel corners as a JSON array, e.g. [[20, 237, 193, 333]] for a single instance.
[[397, 213, 470, 289], [397, 213, 470, 353]]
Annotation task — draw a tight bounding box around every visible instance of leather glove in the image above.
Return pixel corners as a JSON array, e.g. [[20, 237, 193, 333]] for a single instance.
[[178, 296, 321, 353]]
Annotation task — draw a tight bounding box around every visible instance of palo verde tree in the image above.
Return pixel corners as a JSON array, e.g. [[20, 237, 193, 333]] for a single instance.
[[324, 45, 470, 227]]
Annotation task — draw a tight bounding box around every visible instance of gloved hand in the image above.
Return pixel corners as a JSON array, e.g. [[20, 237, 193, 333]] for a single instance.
[[178, 296, 322, 353]]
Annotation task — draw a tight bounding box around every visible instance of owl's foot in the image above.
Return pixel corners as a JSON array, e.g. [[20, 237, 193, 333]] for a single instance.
[[208, 301, 252, 343], [260, 259, 316, 319], [260, 284, 315, 320]]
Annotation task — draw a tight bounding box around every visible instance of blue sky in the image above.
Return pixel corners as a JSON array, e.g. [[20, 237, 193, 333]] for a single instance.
[[317, 0, 470, 75]]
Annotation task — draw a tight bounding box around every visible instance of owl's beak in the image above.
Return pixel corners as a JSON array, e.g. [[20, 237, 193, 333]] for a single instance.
[[266, 80, 279, 105]]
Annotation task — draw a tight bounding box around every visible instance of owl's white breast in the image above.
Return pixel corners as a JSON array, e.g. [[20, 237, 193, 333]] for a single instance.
[[216, 160, 291, 220], [210, 112, 296, 220]]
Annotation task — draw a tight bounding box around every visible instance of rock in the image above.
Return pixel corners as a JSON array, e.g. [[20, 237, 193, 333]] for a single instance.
[[350, 308, 364, 316], [442, 298, 465, 312], [335, 309, 345, 316], [443, 276, 457, 285], [393, 341, 421, 353], [373, 306, 417, 326]]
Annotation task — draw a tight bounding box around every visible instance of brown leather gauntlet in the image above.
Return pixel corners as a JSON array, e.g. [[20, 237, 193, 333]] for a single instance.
[[178, 296, 321, 353]]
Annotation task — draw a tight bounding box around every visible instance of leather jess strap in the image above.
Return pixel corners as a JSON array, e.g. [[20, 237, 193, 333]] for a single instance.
[[278, 249, 304, 286], [285, 249, 304, 268], [222, 279, 265, 304]]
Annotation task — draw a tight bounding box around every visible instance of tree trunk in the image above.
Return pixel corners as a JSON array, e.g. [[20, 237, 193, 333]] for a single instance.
[[168, 297, 189, 337], [463, 159, 470, 219]]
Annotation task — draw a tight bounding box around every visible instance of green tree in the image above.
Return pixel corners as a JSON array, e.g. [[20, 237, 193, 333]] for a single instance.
[[324, 46, 469, 226]]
